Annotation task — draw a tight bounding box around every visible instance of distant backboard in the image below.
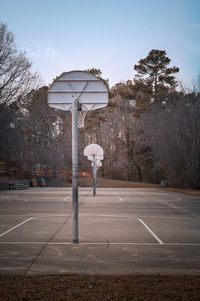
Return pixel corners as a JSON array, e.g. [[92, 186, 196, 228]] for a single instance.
[[84, 144, 103, 158], [92, 160, 102, 167], [48, 70, 108, 111]]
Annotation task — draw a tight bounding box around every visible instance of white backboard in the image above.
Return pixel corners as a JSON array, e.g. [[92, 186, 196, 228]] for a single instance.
[[84, 143, 103, 158], [48, 70, 108, 111], [88, 155, 103, 161]]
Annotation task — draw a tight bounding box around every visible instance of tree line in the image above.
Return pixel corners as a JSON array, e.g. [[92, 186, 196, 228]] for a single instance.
[[0, 21, 200, 189]]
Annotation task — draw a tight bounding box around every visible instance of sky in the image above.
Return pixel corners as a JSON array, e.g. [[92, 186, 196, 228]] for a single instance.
[[1, 0, 200, 88]]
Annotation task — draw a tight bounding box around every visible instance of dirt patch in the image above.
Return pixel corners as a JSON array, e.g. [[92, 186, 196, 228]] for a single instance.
[[0, 275, 200, 301], [1, 274, 200, 300], [78, 177, 200, 197], [79, 177, 161, 188]]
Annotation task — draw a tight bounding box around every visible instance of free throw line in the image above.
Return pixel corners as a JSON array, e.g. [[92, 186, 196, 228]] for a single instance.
[[139, 218, 164, 245]]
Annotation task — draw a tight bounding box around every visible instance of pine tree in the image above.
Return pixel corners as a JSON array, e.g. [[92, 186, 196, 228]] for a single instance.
[[84, 68, 109, 91], [134, 49, 179, 102]]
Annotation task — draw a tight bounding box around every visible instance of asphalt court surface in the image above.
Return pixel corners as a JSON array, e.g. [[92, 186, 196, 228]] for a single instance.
[[0, 187, 200, 274]]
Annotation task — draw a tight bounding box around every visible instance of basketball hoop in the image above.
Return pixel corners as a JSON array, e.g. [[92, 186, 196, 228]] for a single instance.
[[84, 143, 104, 197], [48, 71, 108, 243]]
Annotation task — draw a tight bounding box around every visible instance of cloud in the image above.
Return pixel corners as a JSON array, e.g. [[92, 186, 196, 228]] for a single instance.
[[45, 47, 56, 58], [22, 40, 56, 59], [26, 48, 42, 58]]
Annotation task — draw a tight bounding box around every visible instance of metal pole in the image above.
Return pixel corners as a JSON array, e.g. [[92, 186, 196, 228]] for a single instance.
[[93, 155, 96, 197], [96, 167, 98, 188], [72, 98, 78, 243]]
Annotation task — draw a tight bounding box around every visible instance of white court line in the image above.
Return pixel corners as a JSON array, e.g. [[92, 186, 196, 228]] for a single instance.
[[139, 218, 164, 245], [0, 242, 160, 245], [0, 242, 200, 246], [79, 214, 136, 220], [34, 214, 71, 219], [114, 192, 124, 202], [137, 215, 200, 220], [0, 214, 199, 220], [62, 196, 70, 201], [0, 217, 35, 238]]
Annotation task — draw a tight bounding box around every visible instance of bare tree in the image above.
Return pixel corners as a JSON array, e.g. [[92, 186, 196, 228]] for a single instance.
[[138, 90, 200, 188], [24, 87, 68, 176], [162, 94, 200, 189], [0, 22, 40, 106], [79, 95, 144, 181]]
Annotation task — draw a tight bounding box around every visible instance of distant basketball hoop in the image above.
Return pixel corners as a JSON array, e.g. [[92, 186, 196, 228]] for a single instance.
[[84, 143, 104, 158], [84, 144, 104, 196], [48, 71, 108, 243]]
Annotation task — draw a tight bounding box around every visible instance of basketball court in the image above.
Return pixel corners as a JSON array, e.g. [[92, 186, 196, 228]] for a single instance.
[[0, 71, 199, 276], [0, 187, 200, 275]]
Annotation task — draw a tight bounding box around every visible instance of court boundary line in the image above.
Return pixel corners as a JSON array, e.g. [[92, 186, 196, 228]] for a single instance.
[[139, 218, 164, 245], [113, 192, 124, 202], [62, 196, 70, 201], [0, 217, 35, 238], [0, 214, 199, 220], [0, 241, 200, 246]]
